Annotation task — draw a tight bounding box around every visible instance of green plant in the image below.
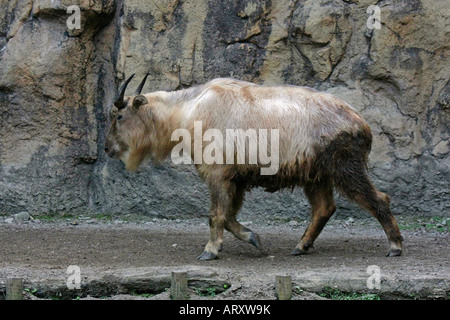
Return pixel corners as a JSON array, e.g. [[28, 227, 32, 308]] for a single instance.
[[130, 290, 155, 298], [195, 287, 217, 297], [398, 216, 449, 233], [293, 286, 304, 293], [24, 288, 38, 295], [319, 287, 380, 300]]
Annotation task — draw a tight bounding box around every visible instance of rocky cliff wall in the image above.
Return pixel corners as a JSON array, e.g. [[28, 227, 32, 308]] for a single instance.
[[0, 0, 448, 218]]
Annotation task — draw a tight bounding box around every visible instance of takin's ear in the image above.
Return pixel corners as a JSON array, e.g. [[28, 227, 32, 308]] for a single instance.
[[132, 95, 148, 110]]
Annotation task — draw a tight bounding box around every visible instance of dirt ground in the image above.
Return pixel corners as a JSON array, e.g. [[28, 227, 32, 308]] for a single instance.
[[0, 214, 448, 300]]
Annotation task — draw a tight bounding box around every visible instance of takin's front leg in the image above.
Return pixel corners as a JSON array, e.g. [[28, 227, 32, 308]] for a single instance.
[[197, 182, 228, 261], [197, 204, 225, 261], [197, 180, 262, 261]]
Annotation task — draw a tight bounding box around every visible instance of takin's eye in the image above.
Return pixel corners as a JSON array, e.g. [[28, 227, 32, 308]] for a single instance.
[[117, 115, 124, 121]]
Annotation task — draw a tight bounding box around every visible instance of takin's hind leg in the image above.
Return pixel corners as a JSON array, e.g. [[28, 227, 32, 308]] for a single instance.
[[352, 188, 403, 257], [292, 183, 336, 255], [337, 169, 403, 257]]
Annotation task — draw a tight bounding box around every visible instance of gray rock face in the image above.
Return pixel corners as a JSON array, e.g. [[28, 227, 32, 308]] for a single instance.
[[0, 0, 116, 214], [0, 0, 448, 219]]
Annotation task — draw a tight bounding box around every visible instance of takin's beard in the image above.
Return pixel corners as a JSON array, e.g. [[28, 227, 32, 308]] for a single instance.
[[122, 137, 152, 172]]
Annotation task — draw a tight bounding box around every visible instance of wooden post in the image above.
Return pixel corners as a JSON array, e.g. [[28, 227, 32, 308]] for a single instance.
[[6, 278, 23, 300], [275, 275, 292, 300], [171, 272, 188, 300]]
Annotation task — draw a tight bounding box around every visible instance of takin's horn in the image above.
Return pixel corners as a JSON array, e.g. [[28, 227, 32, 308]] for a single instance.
[[135, 73, 149, 95], [114, 73, 135, 109]]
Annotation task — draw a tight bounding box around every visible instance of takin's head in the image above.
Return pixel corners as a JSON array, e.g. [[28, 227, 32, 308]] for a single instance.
[[105, 73, 155, 171]]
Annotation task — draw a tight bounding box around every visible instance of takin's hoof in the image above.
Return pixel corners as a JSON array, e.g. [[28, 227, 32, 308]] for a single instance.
[[249, 232, 263, 250], [290, 247, 308, 256], [197, 251, 218, 261], [386, 249, 402, 257]]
